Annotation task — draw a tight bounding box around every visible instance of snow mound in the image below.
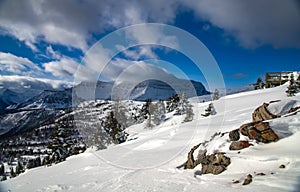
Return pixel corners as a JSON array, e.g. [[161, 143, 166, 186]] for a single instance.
[[268, 99, 300, 116]]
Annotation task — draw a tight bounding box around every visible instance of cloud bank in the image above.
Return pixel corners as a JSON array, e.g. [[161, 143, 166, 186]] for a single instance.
[[0, 0, 299, 52]]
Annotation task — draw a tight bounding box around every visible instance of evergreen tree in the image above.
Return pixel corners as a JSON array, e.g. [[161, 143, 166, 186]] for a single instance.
[[102, 111, 127, 144], [212, 89, 220, 101], [175, 93, 189, 115], [145, 100, 155, 128], [254, 77, 264, 90], [166, 94, 180, 112], [152, 100, 166, 125], [286, 73, 298, 96], [92, 126, 113, 150], [296, 73, 300, 91], [16, 160, 24, 175], [0, 163, 4, 175], [141, 99, 152, 119], [184, 104, 194, 122], [113, 100, 129, 128], [201, 103, 216, 117], [10, 167, 16, 178]]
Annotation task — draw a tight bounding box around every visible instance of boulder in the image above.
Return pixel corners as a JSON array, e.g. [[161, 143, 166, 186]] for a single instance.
[[260, 129, 279, 143], [229, 129, 240, 141], [201, 164, 226, 175], [254, 121, 270, 132], [252, 103, 280, 122], [239, 122, 255, 136], [229, 140, 250, 150], [243, 174, 253, 185], [182, 143, 231, 175], [201, 152, 231, 175], [238, 121, 278, 143]]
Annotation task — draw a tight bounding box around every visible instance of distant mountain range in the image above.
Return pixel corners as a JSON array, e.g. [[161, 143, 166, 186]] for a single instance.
[[1, 76, 209, 112], [0, 76, 209, 136]]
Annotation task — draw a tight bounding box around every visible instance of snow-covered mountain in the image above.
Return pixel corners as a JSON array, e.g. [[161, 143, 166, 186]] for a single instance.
[[0, 75, 73, 112], [75, 79, 209, 102], [127, 79, 209, 101], [5, 78, 209, 110], [2, 84, 300, 192]]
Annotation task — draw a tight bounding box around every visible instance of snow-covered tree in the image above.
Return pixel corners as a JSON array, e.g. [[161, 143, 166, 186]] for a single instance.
[[152, 100, 166, 125], [92, 126, 113, 150], [145, 100, 155, 128], [175, 93, 189, 115], [296, 73, 300, 91], [141, 99, 152, 119], [286, 73, 298, 96], [201, 103, 216, 117], [184, 104, 194, 122], [102, 111, 127, 144], [166, 94, 180, 112], [212, 89, 220, 100], [113, 99, 130, 128]]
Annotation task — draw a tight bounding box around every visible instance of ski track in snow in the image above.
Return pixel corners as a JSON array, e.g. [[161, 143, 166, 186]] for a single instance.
[[2, 84, 300, 192]]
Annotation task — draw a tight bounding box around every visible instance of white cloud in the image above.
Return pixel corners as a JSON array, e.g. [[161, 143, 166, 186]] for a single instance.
[[0, 52, 42, 76], [116, 45, 158, 60], [113, 59, 176, 83], [0, 0, 180, 52], [125, 24, 179, 49], [46, 46, 61, 60], [1, 0, 297, 51], [43, 57, 79, 78], [184, 0, 300, 48]]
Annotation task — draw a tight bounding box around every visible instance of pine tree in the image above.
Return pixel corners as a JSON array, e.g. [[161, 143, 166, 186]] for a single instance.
[[145, 100, 155, 128], [184, 104, 194, 122], [93, 126, 113, 150], [254, 77, 264, 90], [201, 103, 216, 117], [0, 163, 4, 175], [212, 89, 220, 100], [102, 111, 127, 144], [152, 100, 166, 125], [10, 167, 16, 178], [296, 73, 300, 91], [286, 73, 298, 96], [175, 93, 189, 115], [16, 160, 24, 175], [113, 100, 129, 128], [166, 94, 180, 112]]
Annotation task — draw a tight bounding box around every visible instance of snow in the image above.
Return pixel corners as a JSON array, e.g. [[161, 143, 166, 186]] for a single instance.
[[2, 84, 300, 192], [268, 99, 300, 116]]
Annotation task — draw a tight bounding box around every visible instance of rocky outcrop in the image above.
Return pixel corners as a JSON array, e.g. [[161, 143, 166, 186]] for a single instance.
[[228, 103, 281, 151], [239, 121, 279, 143], [184, 143, 201, 169], [201, 152, 231, 175], [252, 102, 280, 122], [183, 145, 231, 175]]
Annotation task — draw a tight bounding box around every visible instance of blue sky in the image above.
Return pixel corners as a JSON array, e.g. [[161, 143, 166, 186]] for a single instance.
[[0, 0, 299, 90]]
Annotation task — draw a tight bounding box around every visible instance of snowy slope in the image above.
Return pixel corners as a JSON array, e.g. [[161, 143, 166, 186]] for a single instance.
[[2, 84, 300, 192]]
